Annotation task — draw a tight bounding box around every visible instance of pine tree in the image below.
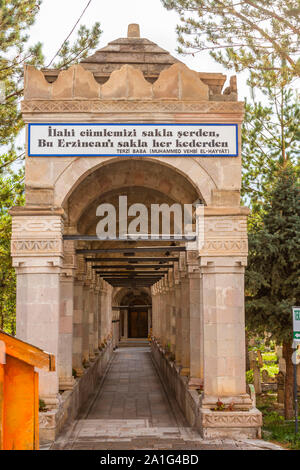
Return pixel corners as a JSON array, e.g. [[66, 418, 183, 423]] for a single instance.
[[161, 0, 300, 82], [246, 163, 300, 419], [242, 86, 299, 213], [0, 1, 102, 333]]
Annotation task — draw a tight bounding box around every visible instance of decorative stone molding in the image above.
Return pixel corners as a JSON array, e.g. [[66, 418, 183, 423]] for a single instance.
[[11, 239, 62, 255], [200, 239, 248, 255], [22, 98, 244, 115], [12, 218, 63, 234], [11, 210, 64, 267], [24, 63, 213, 103], [205, 217, 247, 233], [200, 408, 262, 428]]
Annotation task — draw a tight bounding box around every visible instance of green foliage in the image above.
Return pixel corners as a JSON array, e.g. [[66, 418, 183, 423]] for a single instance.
[[242, 87, 300, 211], [161, 0, 300, 82], [246, 369, 253, 384], [50, 23, 102, 69], [262, 351, 278, 362], [39, 398, 47, 411], [0, 1, 102, 334], [246, 163, 300, 344], [0, 1, 44, 147], [261, 364, 279, 377], [263, 410, 285, 426], [259, 404, 300, 450]]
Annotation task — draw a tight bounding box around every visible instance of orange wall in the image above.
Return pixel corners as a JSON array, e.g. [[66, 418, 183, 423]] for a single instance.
[[3, 356, 38, 450]]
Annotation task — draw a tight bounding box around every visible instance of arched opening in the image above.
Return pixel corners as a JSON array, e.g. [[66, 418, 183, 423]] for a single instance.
[[118, 289, 152, 340], [62, 157, 201, 349]]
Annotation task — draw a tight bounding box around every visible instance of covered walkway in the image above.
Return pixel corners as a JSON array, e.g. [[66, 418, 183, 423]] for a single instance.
[[51, 347, 278, 451], [13, 23, 264, 440]]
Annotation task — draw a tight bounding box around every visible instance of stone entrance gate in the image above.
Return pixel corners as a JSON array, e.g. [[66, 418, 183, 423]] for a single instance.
[[11, 24, 262, 442]]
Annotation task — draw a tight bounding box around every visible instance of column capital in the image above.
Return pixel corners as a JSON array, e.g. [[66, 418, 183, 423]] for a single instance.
[[11, 209, 65, 272], [200, 256, 247, 274]]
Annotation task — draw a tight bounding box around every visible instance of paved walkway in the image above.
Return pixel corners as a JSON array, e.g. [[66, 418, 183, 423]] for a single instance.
[[51, 347, 282, 450]]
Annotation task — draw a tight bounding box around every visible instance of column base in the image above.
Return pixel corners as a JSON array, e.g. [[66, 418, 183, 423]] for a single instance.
[[201, 393, 253, 409], [188, 377, 203, 390], [59, 376, 76, 391], [73, 367, 84, 378], [199, 407, 262, 439], [40, 394, 60, 410], [180, 367, 190, 377]]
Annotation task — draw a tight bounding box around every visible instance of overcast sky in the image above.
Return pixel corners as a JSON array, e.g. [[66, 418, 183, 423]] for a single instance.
[[27, 0, 249, 98]]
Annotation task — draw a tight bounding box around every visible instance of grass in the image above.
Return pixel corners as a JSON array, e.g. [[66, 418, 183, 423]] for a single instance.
[[257, 393, 300, 450]]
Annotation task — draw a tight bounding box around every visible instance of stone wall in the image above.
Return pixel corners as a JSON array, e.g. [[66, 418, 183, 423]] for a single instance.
[[39, 341, 113, 444], [151, 339, 262, 439]]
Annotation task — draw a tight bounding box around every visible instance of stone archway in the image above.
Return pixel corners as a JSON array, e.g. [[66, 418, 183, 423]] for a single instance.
[[11, 24, 262, 442]]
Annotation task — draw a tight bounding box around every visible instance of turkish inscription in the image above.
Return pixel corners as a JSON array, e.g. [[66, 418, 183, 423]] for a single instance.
[[28, 123, 239, 157]]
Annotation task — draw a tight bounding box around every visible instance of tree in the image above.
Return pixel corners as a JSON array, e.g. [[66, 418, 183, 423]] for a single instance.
[[1, 0, 101, 151], [0, 0, 102, 333], [242, 86, 299, 212], [161, 0, 300, 82], [245, 163, 300, 419], [0, 152, 24, 335]]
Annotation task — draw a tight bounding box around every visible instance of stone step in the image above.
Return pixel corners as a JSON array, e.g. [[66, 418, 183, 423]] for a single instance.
[[119, 340, 149, 348]]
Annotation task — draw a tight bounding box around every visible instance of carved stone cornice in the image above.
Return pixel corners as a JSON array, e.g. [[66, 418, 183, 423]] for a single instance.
[[21, 99, 244, 116]]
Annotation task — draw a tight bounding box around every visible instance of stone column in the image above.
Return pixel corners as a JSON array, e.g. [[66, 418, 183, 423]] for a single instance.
[[82, 280, 90, 365], [107, 283, 113, 341], [85, 263, 95, 361], [73, 277, 84, 376], [168, 269, 176, 356], [152, 284, 159, 341], [186, 250, 203, 390], [93, 278, 100, 355], [72, 253, 85, 377], [179, 253, 190, 376], [97, 279, 102, 348], [148, 307, 152, 336], [88, 282, 96, 361], [124, 308, 128, 340], [99, 281, 107, 345], [59, 273, 75, 390], [161, 279, 168, 348], [58, 240, 76, 391], [11, 209, 64, 408], [200, 256, 252, 406], [174, 262, 182, 366]]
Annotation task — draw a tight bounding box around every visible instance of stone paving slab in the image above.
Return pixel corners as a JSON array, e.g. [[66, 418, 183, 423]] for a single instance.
[[51, 347, 282, 451]]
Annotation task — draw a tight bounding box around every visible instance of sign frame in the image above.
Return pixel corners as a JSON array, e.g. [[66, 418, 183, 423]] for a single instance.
[[27, 123, 239, 158], [293, 306, 300, 342]]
